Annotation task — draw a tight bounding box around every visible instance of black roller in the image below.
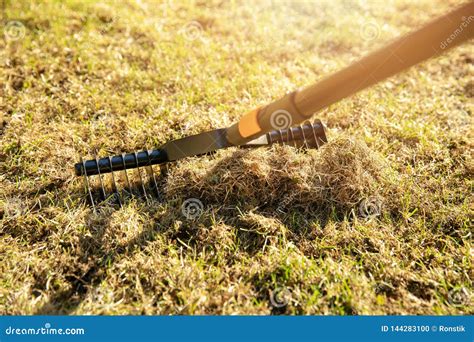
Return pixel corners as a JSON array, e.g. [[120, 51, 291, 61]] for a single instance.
[[75, 149, 167, 176]]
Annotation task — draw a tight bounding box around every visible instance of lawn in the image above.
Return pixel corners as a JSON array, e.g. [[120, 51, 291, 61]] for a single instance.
[[0, 0, 472, 314]]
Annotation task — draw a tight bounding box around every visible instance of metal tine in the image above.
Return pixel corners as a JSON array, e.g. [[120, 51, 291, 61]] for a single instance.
[[121, 153, 132, 198], [145, 148, 161, 199], [267, 131, 273, 145], [276, 129, 284, 144], [288, 126, 297, 148], [81, 157, 96, 214], [300, 123, 310, 149], [310, 120, 321, 149], [134, 151, 149, 201], [293, 126, 303, 148], [94, 151, 107, 201], [286, 126, 291, 146], [108, 155, 122, 207], [160, 164, 169, 178]]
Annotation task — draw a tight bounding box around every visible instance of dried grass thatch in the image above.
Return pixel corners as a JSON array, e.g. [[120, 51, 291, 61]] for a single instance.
[[166, 136, 395, 217]]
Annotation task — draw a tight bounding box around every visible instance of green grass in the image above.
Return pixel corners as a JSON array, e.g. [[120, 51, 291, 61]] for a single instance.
[[0, 0, 472, 314]]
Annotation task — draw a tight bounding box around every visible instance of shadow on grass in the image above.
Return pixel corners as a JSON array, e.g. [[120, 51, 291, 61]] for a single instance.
[[34, 150, 340, 314], [34, 207, 162, 314]]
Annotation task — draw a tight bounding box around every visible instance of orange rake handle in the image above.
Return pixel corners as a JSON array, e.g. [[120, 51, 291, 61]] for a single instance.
[[226, 1, 474, 145]]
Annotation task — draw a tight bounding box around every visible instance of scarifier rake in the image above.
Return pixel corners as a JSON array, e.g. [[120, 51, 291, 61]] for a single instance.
[[76, 120, 327, 209], [74, 3, 473, 209]]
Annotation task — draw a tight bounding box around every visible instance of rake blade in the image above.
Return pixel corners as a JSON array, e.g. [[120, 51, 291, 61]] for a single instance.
[[108, 156, 122, 207], [81, 157, 96, 213], [94, 152, 107, 201]]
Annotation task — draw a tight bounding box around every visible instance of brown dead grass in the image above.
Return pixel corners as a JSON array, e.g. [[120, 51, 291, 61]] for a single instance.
[[166, 136, 394, 215]]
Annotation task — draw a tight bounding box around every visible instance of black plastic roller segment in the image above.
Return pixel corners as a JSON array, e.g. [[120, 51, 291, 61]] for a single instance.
[[75, 149, 167, 176], [74, 120, 327, 177]]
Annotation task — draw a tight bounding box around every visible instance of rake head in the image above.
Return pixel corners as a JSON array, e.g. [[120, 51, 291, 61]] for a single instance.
[[76, 120, 327, 210]]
